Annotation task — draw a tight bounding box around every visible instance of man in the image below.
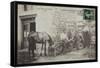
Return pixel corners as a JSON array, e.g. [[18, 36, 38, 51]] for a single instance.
[[66, 29, 75, 51], [28, 33, 36, 60], [82, 25, 91, 48], [76, 23, 85, 49], [76, 31, 84, 49], [60, 29, 74, 53], [60, 30, 68, 53]]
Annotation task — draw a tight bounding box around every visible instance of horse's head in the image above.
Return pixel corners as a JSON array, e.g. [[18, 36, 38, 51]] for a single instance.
[[48, 36, 54, 46], [49, 40, 54, 46]]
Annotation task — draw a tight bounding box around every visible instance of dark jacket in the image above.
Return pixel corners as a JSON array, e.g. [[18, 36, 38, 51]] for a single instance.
[[28, 36, 36, 50]]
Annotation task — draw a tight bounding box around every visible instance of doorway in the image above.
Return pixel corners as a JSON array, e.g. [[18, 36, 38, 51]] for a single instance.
[[20, 14, 37, 49]]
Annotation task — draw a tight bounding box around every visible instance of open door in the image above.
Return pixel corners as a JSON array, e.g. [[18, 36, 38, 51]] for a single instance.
[[20, 14, 37, 49]]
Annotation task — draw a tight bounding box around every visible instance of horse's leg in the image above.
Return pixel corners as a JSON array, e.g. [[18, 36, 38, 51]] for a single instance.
[[29, 48, 30, 57], [46, 41, 49, 56], [28, 44, 31, 58], [44, 40, 46, 56], [40, 42, 43, 56], [29, 47, 32, 60]]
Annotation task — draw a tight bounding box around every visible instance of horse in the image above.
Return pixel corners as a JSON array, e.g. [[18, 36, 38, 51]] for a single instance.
[[28, 31, 54, 57]]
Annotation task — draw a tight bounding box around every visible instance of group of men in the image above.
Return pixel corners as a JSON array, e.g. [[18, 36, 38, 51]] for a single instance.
[[27, 23, 95, 59], [59, 23, 95, 53]]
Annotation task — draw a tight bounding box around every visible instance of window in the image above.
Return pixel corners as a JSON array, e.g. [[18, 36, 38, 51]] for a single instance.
[[24, 24, 28, 31], [24, 5, 27, 11], [30, 22, 36, 32]]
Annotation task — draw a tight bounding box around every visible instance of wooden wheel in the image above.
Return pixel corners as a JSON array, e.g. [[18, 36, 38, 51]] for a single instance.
[[77, 43, 84, 50], [55, 44, 63, 55]]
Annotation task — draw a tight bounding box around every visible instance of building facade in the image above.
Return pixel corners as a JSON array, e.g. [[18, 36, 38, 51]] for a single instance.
[[17, 4, 95, 49]]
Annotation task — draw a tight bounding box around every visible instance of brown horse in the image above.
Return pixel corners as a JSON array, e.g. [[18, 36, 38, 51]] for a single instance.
[[28, 31, 53, 57]]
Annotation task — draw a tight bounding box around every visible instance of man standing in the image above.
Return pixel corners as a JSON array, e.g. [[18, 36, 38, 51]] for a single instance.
[[82, 25, 91, 48], [28, 33, 36, 60]]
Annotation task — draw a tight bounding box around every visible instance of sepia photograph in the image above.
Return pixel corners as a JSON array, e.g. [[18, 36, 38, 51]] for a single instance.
[[11, 1, 97, 66]]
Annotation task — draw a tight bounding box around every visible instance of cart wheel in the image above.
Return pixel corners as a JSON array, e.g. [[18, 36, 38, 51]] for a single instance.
[[55, 45, 63, 55], [77, 43, 84, 50]]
